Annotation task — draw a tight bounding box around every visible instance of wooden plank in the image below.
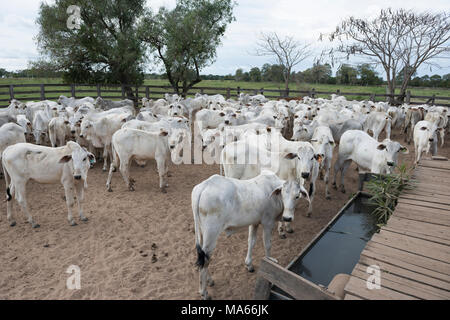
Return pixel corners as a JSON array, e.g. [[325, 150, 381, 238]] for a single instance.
[[364, 242, 450, 278], [351, 264, 449, 299], [403, 188, 450, 200], [256, 258, 338, 300], [382, 226, 450, 246], [398, 199, 450, 210], [344, 293, 363, 300], [370, 230, 450, 264], [394, 208, 450, 225], [385, 216, 450, 241], [399, 193, 450, 206], [344, 275, 416, 300]]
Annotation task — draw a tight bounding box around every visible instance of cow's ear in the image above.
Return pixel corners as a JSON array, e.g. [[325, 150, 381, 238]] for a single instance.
[[59, 155, 72, 163], [219, 112, 225, 117], [420, 126, 427, 131], [122, 118, 127, 122], [314, 154, 323, 163], [64, 120, 69, 124], [377, 144, 387, 150], [284, 153, 297, 160], [88, 153, 96, 163], [399, 146, 409, 154], [266, 127, 271, 132], [159, 130, 169, 136], [270, 187, 282, 197]]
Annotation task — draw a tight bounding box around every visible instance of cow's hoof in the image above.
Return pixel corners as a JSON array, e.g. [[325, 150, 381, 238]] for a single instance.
[[161, 188, 167, 194], [102, 168, 107, 172], [107, 187, 113, 192], [208, 279, 215, 287], [69, 220, 77, 226], [332, 183, 337, 190], [32, 223, 40, 229], [307, 212, 312, 218], [246, 265, 255, 273], [112, 168, 117, 172], [10, 221, 16, 227], [167, 172, 172, 177], [202, 294, 211, 300], [279, 233, 287, 239], [286, 228, 294, 234], [326, 195, 331, 200], [81, 217, 88, 222]]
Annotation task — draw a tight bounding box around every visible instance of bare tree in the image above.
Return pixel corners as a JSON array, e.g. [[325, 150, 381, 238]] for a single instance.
[[254, 32, 312, 92], [323, 8, 450, 104]]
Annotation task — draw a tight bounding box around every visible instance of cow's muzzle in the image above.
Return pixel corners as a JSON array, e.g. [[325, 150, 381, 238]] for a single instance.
[[283, 216, 292, 222], [387, 162, 395, 167], [429, 138, 434, 142], [74, 175, 82, 180], [301, 172, 310, 179]]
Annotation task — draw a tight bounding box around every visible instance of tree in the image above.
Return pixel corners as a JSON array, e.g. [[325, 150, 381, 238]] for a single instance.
[[249, 67, 261, 82], [36, 0, 147, 98], [336, 64, 358, 85], [254, 32, 311, 92], [357, 64, 382, 86], [302, 63, 332, 84], [0, 68, 8, 78], [140, 0, 235, 96], [325, 8, 450, 104]]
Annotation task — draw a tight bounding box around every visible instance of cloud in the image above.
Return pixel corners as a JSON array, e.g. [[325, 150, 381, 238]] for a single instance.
[[0, 0, 449, 77]]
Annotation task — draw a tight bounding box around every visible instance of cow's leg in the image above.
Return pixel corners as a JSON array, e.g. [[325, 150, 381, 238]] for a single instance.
[[198, 228, 218, 300], [15, 182, 39, 228], [6, 183, 16, 226], [324, 158, 331, 200], [307, 182, 315, 217], [119, 157, 133, 191], [262, 222, 277, 263], [106, 148, 119, 192], [102, 147, 108, 171], [156, 155, 168, 193], [63, 182, 77, 226], [332, 155, 343, 190], [245, 224, 259, 272], [340, 160, 352, 194], [431, 139, 437, 156], [75, 182, 88, 222], [385, 121, 391, 140], [277, 221, 286, 239]]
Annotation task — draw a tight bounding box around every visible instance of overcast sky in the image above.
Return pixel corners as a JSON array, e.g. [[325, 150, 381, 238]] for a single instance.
[[1, 0, 449, 77]]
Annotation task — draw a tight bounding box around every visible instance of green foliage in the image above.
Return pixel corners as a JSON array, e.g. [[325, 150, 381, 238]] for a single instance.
[[140, 0, 235, 95], [36, 0, 147, 87], [366, 164, 413, 227], [336, 64, 358, 85]]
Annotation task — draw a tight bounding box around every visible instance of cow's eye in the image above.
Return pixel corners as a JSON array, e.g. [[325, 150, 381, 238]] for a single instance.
[[83, 157, 87, 161]]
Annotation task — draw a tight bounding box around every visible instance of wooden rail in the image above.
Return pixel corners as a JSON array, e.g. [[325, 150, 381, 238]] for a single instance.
[[0, 83, 449, 108]]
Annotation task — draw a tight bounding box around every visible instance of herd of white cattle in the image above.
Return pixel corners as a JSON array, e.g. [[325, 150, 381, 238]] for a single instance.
[[0, 91, 448, 299]]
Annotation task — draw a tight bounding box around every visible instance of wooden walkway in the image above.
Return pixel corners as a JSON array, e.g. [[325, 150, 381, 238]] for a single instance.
[[343, 159, 450, 300]]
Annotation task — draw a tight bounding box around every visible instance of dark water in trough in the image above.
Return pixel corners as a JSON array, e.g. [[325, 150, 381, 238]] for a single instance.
[[271, 194, 378, 299]]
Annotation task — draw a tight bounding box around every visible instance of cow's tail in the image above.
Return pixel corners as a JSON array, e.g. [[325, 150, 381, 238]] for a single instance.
[[192, 183, 208, 269], [2, 158, 12, 201]]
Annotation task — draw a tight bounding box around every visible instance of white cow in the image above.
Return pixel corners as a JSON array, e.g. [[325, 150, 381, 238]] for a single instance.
[[3, 141, 95, 227], [0, 123, 26, 175], [413, 120, 439, 164], [49, 116, 72, 147], [333, 130, 408, 193], [310, 126, 335, 199], [192, 170, 307, 299], [363, 112, 392, 141], [106, 128, 171, 193]]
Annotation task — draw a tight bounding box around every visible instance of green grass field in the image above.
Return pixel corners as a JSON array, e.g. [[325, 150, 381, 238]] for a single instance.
[[0, 78, 448, 106]]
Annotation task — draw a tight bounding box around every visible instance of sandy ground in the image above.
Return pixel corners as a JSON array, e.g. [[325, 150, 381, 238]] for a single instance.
[[0, 128, 449, 300]]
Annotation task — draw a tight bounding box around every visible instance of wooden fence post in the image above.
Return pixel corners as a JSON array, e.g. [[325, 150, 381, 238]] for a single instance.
[[253, 89, 258, 95], [146, 86, 150, 99], [285, 87, 290, 98], [310, 88, 316, 98], [135, 86, 139, 105], [337, 89, 340, 95], [370, 93, 375, 102], [40, 84, 45, 100], [9, 85, 14, 101], [406, 90, 411, 104], [237, 86, 241, 98], [431, 94, 436, 105], [96, 84, 101, 97], [260, 88, 264, 95], [121, 85, 125, 99], [226, 88, 231, 100], [71, 84, 75, 98]]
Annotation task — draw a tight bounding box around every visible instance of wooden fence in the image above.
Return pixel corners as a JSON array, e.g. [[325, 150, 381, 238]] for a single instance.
[[1, 83, 449, 108]]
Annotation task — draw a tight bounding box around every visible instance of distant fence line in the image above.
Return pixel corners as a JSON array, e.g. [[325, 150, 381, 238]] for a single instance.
[[1, 83, 449, 108]]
